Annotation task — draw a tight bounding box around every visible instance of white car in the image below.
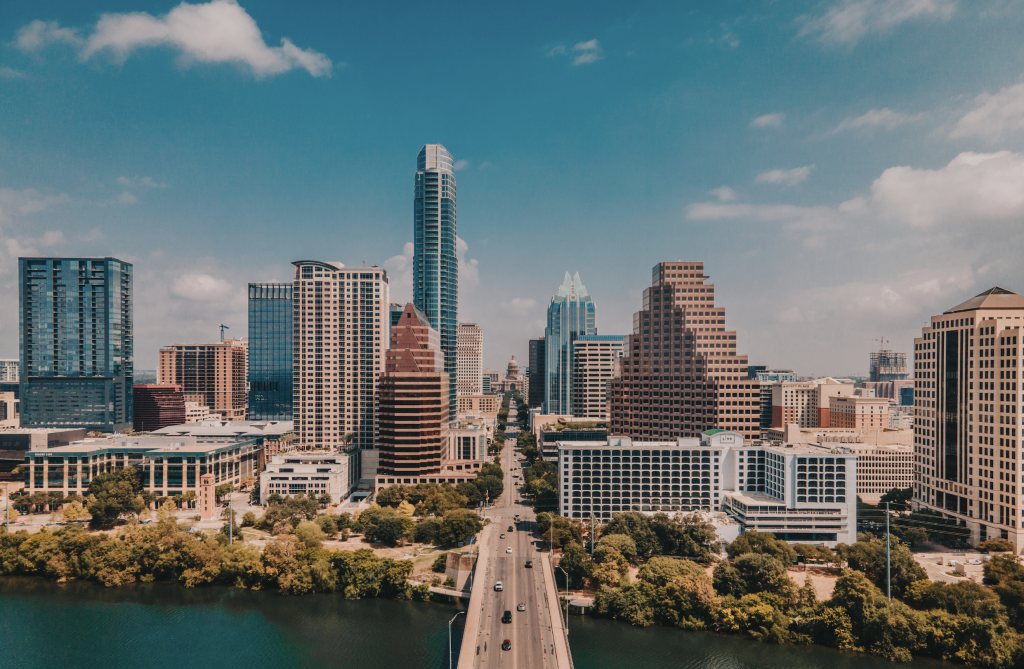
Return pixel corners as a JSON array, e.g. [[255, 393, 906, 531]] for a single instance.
[[506, 547, 512, 554], [494, 581, 503, 591]]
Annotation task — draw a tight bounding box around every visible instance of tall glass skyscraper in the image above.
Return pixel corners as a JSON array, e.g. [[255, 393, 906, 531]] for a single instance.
[[413, 144, 458, 415], [248, 283, 293, 420], [544, 272, 596, 414], [19, 257, 133, 432]]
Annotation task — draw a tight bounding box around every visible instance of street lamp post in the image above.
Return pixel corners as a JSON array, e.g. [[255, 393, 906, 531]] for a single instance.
[[448, 610, 465, 669], [556, 566, 569, 634]]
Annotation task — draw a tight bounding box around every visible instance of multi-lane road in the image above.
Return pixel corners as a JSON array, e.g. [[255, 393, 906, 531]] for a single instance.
[[459, 404, 568, 668]]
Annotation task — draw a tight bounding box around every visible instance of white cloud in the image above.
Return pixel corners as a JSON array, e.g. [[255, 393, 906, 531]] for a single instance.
[[0, 188, 70, 222], [0, 67, 27, 79], [507, 297, 537, 316], [453, 160, 470, 171], [572, 39, 602, 66], [170, 273, 234, 301], [709, 186, 737, 202], [384, 241, 414, 305], [546, 45, 566, 57], [755, 165, 814, 187], [832, 107, 924, 133], [688, 202, 843, 248], [750, 113, 785, 129], [798, 0, 957, 46], [15, 20, 83, 51], [950, 82, 1024, 142], [17, 0, 332, 79], [457, 236, 479, 288], [118, 191, 138, 204]]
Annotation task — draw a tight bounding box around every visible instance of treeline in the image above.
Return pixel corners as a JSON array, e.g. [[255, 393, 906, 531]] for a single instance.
[[577, 513, 1024, 667], [0, 520, 435, 599], [375, 462, 504, 509]]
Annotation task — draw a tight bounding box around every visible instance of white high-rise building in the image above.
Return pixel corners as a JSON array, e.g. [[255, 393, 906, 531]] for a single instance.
[[292, 261, 389, 453], [0, 360, 18, 382], [571, 335, 624, 420], [456, 322, 483, 396], [913, 287, 1024, 550]]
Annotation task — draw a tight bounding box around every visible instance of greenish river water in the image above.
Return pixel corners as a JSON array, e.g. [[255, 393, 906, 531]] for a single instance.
[[0, 577, 949, 669]]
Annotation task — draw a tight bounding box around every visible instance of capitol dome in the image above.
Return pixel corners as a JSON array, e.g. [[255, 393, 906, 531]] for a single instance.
[[506, 355, 519, 377]]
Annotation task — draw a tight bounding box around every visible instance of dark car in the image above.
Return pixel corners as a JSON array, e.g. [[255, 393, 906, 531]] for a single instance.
[[525, 560, 533, 568], [508, 525, 514, 532], [501, 639, 511, 651], [502, 610, 512, 624]]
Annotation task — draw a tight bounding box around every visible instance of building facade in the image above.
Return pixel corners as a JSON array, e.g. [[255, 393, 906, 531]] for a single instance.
[[829, 395, 891, 430], [528, 337, 545, 408], [0, 391, 19, 428], [609, 261, 760, 442], [770, 378, 855, 429], [871, 349, 909, 382], [556, 429, 858, 545], [570, 335, 624, 420], [158, 339, 248, 420], [545, 272, 597, 414], [291, 261, 389, 452], [754, 369, 797, 429], [248, 282, 293, 421], [0, 360, 18, 382], [456, 394, 500, 418], [912, 287, 1024, 549], [456, 322, 483, 396], [19, 257, 133, 432], [413, 144, 458, 418], [260, 451, 359, 504], [133, 385, 186, 432]]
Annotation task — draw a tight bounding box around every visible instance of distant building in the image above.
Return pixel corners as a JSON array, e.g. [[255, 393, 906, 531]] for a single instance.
[[0, 391, 18, 428], [753, 369, 797, 429], [19, 257, 133, 432], [248, 283, 293, 421], [828, 395, 891, 430], [482, 370, 499, 394], [133, 385, 186, 432], [494, 356, 525, 393], [159, 339, 248, 421], [185, 402, 214, 423], [528, 337, 545, 408], [0, 360, 18, 382], [544, 272, 597, 414], [870, 349, 909, 382], [570, 336, 624, 420], [456, 394, 500, 419], [771, 378, 856, 428], [555, 429, 858, 546], [899, 385, 914, 406], [456, 323, 483, 396]]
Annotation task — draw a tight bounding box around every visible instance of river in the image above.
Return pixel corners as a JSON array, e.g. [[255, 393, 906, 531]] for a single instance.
[[0, 577, 949, 669]]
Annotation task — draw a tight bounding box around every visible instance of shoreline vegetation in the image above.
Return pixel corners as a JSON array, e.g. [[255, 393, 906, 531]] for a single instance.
[[544, 510, 1024, 668]]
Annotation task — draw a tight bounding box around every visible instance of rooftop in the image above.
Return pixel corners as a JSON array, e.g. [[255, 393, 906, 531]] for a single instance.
[[946, 287, 1024, 314]]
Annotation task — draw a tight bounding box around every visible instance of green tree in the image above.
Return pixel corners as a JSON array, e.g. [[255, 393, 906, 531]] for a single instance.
[[650, 513, 718, 562], [559, 542, 593, 589], [295, 520, 326, 549], [375, 485, 407, 507], [455, 481, 482, 506], [637, 556, 703, 587], [432, 552, 449, 573], [726, 531, 797, 564], [241, 511, 257, 527], [214, 483, 234, 502], [414, 517, 443, 544], [878, 487, 913, 512], [414, 488, 467, 517], [601, 511, 661, 557], [86, 468, 145, 529], [474, 475, 504, 502], [840, 536, 927, 598], [437, 509, 483, 547], [979, 538, 1016, 553], [596, 534, 638, 562]]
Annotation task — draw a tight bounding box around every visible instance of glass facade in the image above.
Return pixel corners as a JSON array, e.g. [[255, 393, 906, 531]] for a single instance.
[[19, 257, 133, 431], [413, 144, 458, 417], [248, 283, 293, 420], [544, 272, 596, 414]]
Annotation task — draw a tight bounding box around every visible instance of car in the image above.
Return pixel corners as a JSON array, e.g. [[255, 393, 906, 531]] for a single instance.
[[501, 640, 511, 651], [500, 533, 505, 539], [502, 610, 512, 623], [517, 603, 526, 612], [525, 560, 533, 568], [494, 581, 503, 591], [508, 525, 514, 531], [506, 547, 512, 553]]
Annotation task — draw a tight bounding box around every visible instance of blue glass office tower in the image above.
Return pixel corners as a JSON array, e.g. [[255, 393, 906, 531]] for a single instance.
[[19, 257, 133, 432], [248, 283, 293, 420], [544, 272, 596, 414], [413, 144, 458, 415]]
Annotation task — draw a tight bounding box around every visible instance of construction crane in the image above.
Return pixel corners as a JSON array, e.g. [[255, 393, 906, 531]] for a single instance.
[[219, 324, 229, 342], [871, 336, 889, 349]]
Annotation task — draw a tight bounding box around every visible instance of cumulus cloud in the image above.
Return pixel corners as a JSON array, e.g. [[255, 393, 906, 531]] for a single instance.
[[572, 39, 602, 66], [950, 82, 1024, 142], [750, 113, 785, 129], [16, 0, 332, 78], [0, 188, 70, 222], [798, 0, 957, 46], [833, 107, 924, 133], [457, 236, 479, 288], [507, 297, 537, 316], [118, 191, 138, 204], [384, 241, 414, 305], [709, 186, 737, 202], [170, 273, 235, 301], [546, 45, 566, 57], [755, 165, 814, 187], [453, 160, 470, 171]]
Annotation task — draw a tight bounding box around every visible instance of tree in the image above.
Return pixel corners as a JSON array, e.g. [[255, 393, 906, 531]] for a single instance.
[[214, 483, 233, 502], [374, 516, 412, 546], [637, 556, 703, 587], [478, 462, 503, 479], [474, 475, 504, 502], [559, 542, 593, 589], [61, 500, 87, 523], [241, 475, 256, 490], [415, 488, 467, 517], [437, 509, 483, 547], [601, 511, 661, 557], [432, 552, 449, 573], [456, 481, 482, 506], [415, 517, 442, 544], [651, 513, 718, 562], [726, 530, 797, 564], [879, 487, 914, 512], [86, 468, 145, 529], [535, 513, 584, 549], [375, 485, 406, 507], [397, 500, 416, 517], [596, 534, 638, 562], [241, 511, 257, 527], [840, 536, 927, 598], [317, 493, 333, 509], [295, 520, 326, 549], [979, 538, 1016, 553], [983, 554, 1024, 585]]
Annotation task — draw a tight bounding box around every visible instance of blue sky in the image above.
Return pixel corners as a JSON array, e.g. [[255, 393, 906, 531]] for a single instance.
[[3, 0, 1024, 375]]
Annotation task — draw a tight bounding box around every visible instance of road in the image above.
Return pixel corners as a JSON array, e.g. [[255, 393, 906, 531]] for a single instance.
[[466, 404, 563, 668]]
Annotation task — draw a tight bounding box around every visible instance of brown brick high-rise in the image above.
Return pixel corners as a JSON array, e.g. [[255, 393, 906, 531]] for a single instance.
[[610, 261, 760, 442], [378, 303, 450, 476]]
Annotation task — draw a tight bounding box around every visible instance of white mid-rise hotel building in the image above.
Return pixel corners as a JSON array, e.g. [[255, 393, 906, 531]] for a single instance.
[[456, 322, 483, 396], [913, 287, 1024, 550], [557, 429, 858, 546]]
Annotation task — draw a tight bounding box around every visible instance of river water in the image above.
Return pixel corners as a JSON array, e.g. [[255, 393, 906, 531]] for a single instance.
[[0, 577, 948, 669]]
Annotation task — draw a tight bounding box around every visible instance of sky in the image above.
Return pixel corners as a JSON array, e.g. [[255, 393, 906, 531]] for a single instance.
[[3, 0, 1024, 377]]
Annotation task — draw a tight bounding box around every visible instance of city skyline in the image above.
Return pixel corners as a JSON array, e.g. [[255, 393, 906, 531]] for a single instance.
[[3, 1, 1024, 377]]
